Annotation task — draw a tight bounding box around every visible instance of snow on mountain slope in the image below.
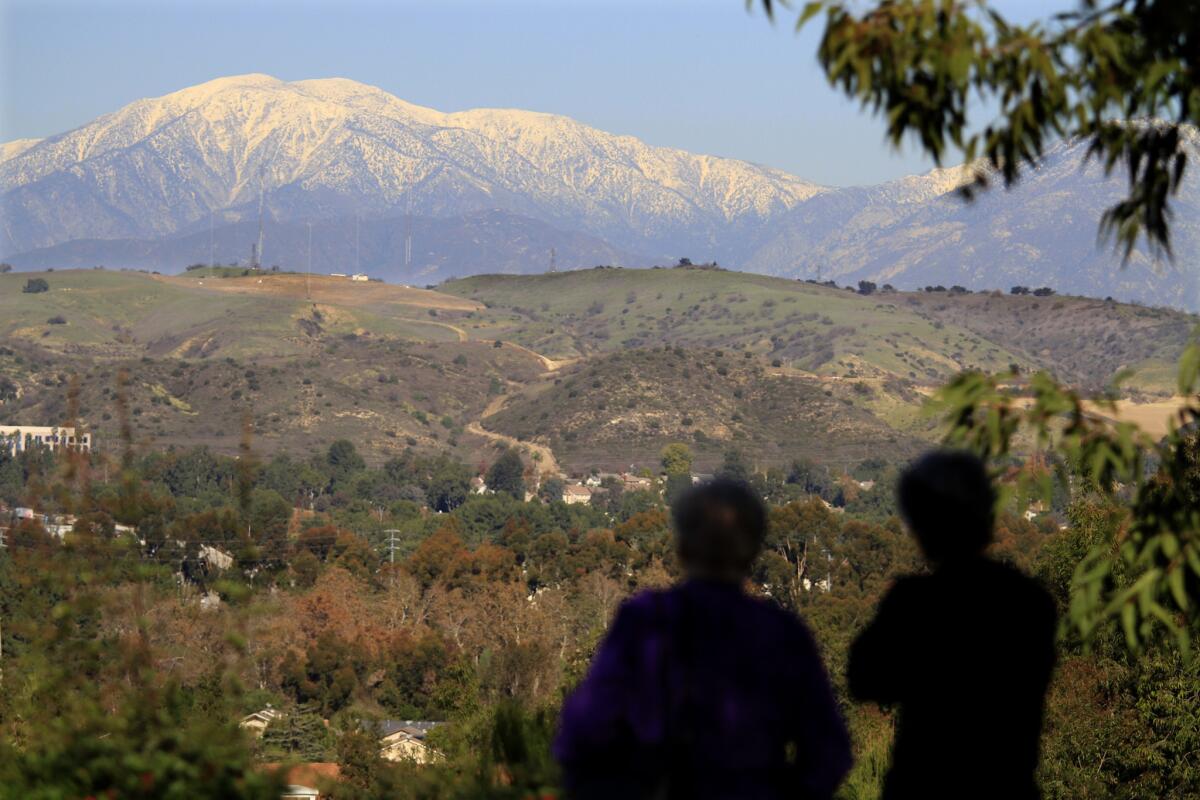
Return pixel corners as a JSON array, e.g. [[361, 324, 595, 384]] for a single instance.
[[745, 135, 1200, 310], [0, 74, 824, 256]]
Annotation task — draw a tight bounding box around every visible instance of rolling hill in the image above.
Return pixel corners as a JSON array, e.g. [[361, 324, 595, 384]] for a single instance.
[[1, 266, 1194, 474]]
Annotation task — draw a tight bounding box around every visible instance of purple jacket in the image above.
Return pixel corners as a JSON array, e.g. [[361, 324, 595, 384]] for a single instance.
[[554, 579, 851, 800]]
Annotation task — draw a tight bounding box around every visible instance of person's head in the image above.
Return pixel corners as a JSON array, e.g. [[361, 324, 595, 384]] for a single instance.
[[671, 478, 766, 582], [898, 450, 995, 564]]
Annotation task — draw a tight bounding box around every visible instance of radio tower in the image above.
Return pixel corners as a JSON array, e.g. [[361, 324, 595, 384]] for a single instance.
[[253, 166, 266, 270], [404, 209, 413, 270], [549, 247, 557, 273]]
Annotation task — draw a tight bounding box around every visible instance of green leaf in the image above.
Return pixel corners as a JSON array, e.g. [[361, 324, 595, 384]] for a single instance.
[[1177, 339, 1200, 394], [1168, 567, 1189, 611], [798, 1, 824, 28]]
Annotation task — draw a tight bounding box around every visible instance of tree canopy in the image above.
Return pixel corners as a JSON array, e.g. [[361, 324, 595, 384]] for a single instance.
[[486, 448, 526, 500]]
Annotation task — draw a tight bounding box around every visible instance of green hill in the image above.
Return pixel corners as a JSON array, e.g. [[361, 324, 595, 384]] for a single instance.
[[1, 266, 1194, 474], [443, 266, 1193, 393], [485, 347, 922, 472]]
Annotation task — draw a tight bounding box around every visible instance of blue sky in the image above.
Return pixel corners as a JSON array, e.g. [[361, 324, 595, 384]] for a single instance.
[[0, 0, 1051, 186]]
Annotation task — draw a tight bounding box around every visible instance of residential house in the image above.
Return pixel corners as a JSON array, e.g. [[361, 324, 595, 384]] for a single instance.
[[0, 425, 91, 458], [45, 514, 77, 539], [371, 720, 443, 764], [262, 763, 341, 800], [200, 544, 234, 570], [562, 484, 593, 505], [620, 473, 654, 492], [238, 707, 282, 738]]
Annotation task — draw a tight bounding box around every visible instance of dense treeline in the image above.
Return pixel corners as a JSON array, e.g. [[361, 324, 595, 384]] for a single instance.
[[0, 440, 1195, 799]]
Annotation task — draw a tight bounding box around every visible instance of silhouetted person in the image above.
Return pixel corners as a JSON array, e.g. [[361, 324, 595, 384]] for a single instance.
[[848, 451, 1057, 800], [554, 479, 851, 800]]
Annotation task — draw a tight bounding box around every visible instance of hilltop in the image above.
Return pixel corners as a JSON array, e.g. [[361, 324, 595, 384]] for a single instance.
[[0, 266, 1193, 473], [442, 266, 1193, 392]]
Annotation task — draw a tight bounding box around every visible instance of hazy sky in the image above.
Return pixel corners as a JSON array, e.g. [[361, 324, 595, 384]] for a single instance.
[[0, 0, 1052, 186]]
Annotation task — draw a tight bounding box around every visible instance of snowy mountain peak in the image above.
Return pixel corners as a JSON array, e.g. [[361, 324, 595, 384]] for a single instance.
[[0, 74, 823, 256]]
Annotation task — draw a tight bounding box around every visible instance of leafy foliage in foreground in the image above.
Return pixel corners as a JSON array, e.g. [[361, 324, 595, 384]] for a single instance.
[[935, 333, 1200, 654], [761, 0, 1200, 258], [1, 418, 1196, 797]]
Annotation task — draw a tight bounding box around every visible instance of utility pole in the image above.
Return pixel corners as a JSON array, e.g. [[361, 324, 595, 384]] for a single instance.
[[382, 528, 400, 590], [254, 167, 266, 270], [404, 194, 413, 270], [383, 529, 400, 567], [306, 221, 313, 301]]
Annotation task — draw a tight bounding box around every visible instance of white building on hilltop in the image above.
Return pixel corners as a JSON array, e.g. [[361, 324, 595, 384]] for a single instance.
[[0, 426, 91, 458]]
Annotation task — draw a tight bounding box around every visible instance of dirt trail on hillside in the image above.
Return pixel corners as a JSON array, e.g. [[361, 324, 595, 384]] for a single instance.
[[396, 318, 468, 342], [467, 387, 562, 475], [467, 419, 561, 476], [499, 341, 576, 371]]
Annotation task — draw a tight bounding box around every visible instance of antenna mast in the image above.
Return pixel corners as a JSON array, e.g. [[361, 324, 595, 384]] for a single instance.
[[253, 167, 266, 270], [549, 247, 556, 273], [404, 196, 413, 270], [209, 210, 215, 270], [306, 221, 313, 301], [355, 214, 360, 273]]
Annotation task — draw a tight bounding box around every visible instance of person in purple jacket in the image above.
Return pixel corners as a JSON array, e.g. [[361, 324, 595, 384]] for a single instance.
[[554, 479, 852, 800]]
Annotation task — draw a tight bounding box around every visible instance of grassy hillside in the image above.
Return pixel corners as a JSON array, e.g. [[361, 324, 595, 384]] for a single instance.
[[484, 347, 924, 472], [0, 270, 479, 360], [445, 266, 1194, 393], [1, 266, 1193, 474], [0, 337, 542, 464]]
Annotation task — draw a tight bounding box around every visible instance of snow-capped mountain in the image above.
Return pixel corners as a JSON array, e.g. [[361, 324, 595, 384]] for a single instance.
[[744, 135, 1200, 310], [4, 74, 1199, 309], [0, 74, 822, 260]]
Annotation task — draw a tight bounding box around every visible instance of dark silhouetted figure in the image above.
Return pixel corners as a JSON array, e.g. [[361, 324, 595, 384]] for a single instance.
[[554, 479, 851, 800], [848, 451, 1057, 800]]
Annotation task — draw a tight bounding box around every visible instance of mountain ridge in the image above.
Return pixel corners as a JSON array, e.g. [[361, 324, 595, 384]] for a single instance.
[[0, 73, 825, 260], [4, 74, 1199, 309]]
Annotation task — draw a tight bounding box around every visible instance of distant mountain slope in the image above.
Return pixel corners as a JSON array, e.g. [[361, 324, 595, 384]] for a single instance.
[[4, 75, 1200, 308], [745, 136, 1200, 309], [2, 209, 652, 283], [0, 74, 820, 260]]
